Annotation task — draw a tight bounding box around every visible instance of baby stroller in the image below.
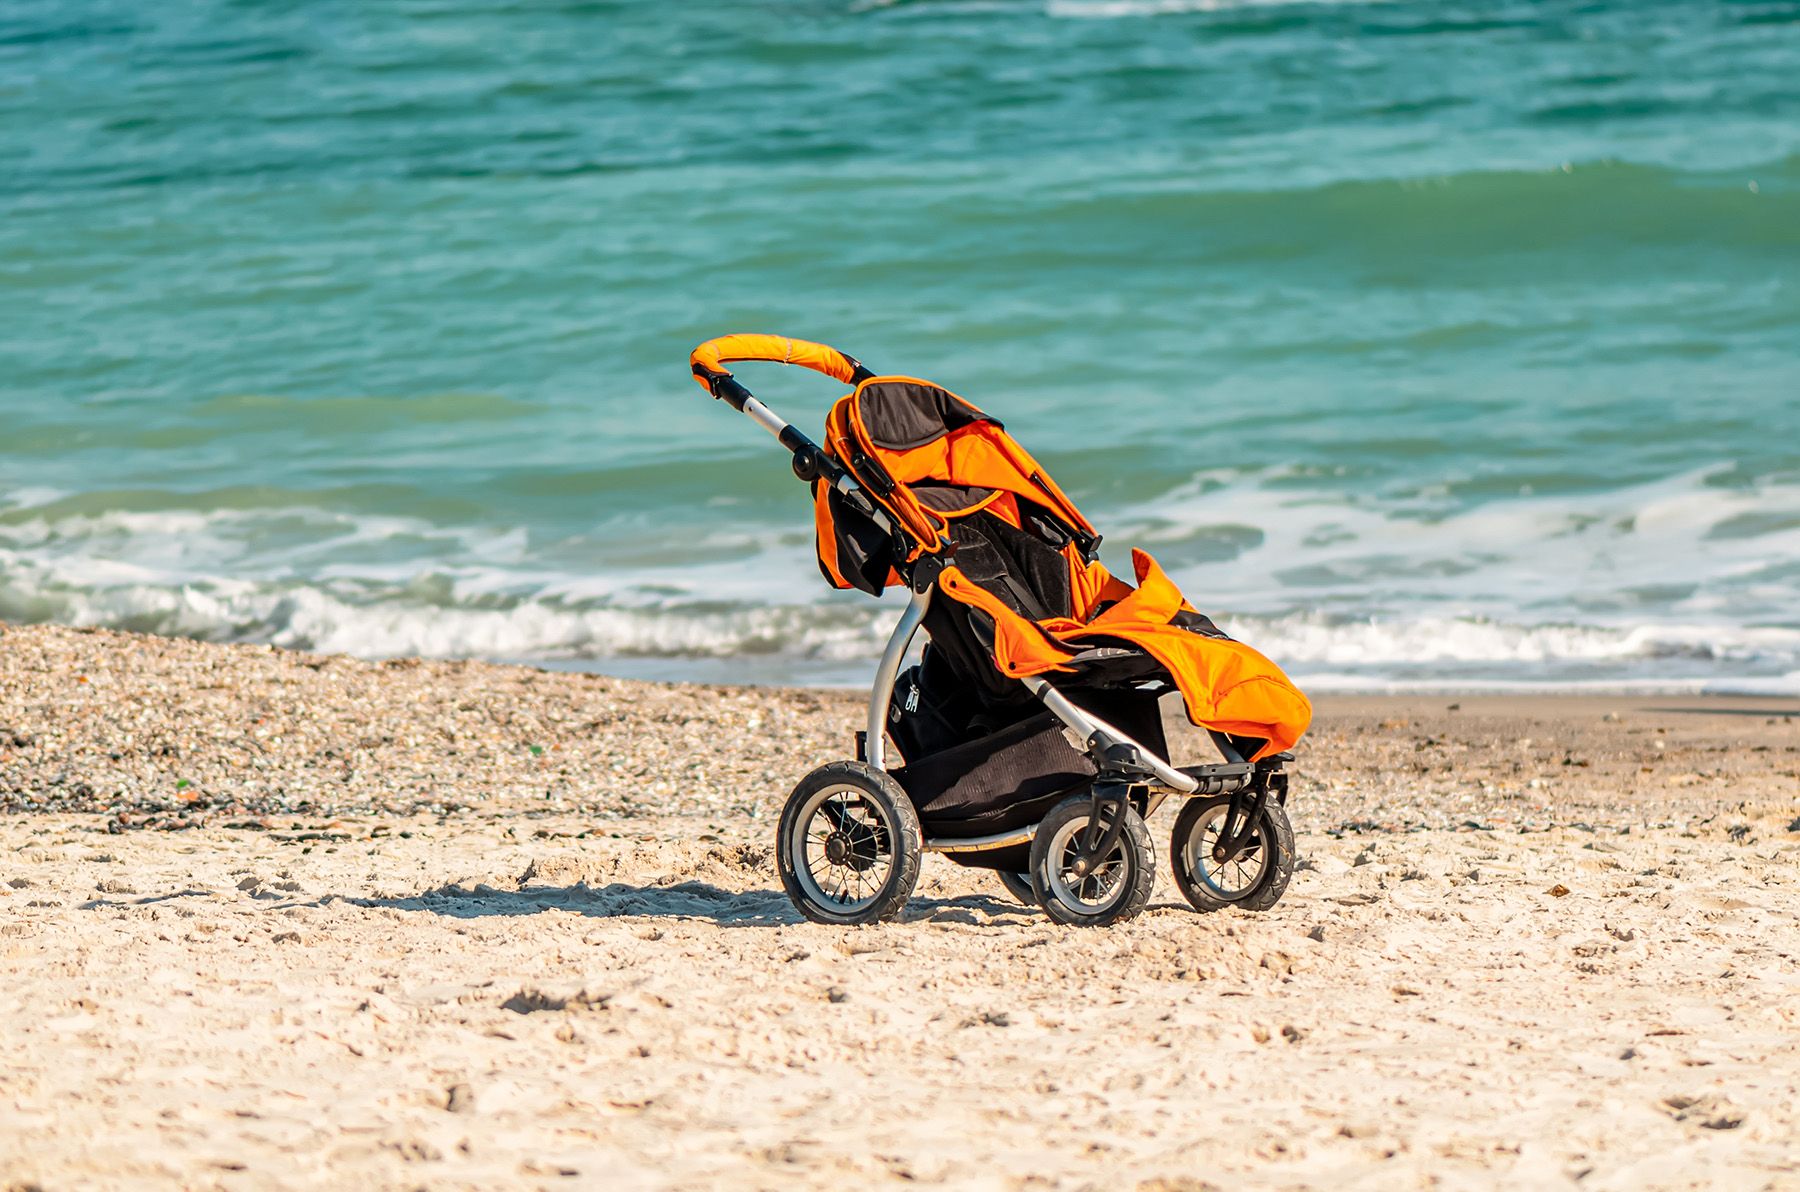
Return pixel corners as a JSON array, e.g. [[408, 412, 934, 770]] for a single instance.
[[689, 335, 1313, 927]]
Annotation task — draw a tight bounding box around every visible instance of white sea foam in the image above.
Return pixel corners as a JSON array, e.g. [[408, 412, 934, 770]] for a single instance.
[[1117, 465, 1800, 630], [3, 467, 1796, 690], [0, 557, 892, 662], [5, 550, 1796, 691], [1236, 614, 1800, 694]]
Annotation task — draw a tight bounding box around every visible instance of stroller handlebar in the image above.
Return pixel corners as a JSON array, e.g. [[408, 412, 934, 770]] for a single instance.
[[689, 333, 873, 404], [688, 333, 893, 532]]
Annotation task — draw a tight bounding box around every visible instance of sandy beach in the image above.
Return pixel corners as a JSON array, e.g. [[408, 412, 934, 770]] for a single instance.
[[2, 622, 1798, 1189]]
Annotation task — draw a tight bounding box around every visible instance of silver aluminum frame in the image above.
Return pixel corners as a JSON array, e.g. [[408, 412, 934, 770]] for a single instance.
[[1018, 677, 1199, 794], [864, 587, 931, 772]]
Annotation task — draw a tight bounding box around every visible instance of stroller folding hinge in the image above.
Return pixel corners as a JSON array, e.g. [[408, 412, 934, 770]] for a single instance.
[[790, 444, 827, 483], [907, 549, 950, 593], [1090, 737, 1156, 781]]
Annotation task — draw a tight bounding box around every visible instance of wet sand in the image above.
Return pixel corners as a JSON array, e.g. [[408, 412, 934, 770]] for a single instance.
[[2, 623, 1798, 1188]]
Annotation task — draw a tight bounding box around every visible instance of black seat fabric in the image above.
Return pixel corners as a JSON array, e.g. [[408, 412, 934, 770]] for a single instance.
[[944, 509, 1073, 622]]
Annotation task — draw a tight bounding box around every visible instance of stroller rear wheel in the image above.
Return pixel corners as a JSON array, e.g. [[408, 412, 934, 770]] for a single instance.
[[1169, 794, 1295, 913], [1028, 793, 1155, 927], [777, 761, 922, 925]]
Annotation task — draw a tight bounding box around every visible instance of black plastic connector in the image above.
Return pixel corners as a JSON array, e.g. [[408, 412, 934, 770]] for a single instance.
[[711, 376, 754, 411], [849, 451, 896, 497], [1088, 737, 1155, 778], [906, 548, 952, 594], [692, 364, 753, 411], [791, 444, 825, 482]]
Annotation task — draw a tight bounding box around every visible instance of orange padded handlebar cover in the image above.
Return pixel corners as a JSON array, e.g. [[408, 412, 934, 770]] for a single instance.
[[689, 333, 863, 390]]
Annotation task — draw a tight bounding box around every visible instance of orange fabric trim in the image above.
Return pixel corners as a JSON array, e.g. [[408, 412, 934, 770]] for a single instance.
[[812, 481, 852, 590], [986, 491, 1022, 529], [689, 334, 860, 389], [1069, 558, 1132, 622], [936, 568, 1076, 677]]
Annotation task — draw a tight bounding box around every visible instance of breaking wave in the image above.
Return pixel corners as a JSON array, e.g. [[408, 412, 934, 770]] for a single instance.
[[3, 467, 1796, 692], [4, 565, 1796, 692]]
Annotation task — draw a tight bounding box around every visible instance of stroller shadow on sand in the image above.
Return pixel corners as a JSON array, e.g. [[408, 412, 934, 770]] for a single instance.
[[343, 880, 1035, 928], [79, 881, 1181, 928], [76, 875, 1038, 928]]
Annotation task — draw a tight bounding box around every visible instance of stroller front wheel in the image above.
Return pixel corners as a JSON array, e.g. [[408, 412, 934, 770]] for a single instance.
[[777, 761, 922, 925], [1169, 794, 1295, 913], [1028, 793, 1155, 927]]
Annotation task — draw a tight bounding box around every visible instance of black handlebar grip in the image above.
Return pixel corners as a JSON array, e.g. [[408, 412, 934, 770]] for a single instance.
[[694, 366, 754, 411]]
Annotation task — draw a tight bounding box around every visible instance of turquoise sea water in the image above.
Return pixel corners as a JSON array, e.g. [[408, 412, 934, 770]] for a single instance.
[[3, 0, 1798, 690]]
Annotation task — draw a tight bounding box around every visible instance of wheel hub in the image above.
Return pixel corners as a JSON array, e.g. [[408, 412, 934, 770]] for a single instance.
[[1212, 834, 1260, 865], [824, 833, 850, 866]]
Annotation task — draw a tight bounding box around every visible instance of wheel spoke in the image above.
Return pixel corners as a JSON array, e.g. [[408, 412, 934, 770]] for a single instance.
[[1059, 838, 1125, 908]]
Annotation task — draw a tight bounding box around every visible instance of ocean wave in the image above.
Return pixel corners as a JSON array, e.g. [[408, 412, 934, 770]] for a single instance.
[[3, 470, 1797, 689], [5, 550, 1797, 690], [1107, 465, 1800, 628], [1244, 613, 1800, 667], [0, 575, 887, 663]]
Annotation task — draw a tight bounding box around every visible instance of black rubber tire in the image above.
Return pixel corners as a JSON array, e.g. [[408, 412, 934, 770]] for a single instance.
[[776, 761, 922, 925], [996, 870, 1038, 907], [1169, 795, 1295, 913], [1028, 794, 1155, 927]]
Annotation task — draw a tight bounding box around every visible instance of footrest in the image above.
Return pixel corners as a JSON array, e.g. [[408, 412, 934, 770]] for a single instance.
[[1175, 762, 1253, 796], [1179, 762, 1252, 780]]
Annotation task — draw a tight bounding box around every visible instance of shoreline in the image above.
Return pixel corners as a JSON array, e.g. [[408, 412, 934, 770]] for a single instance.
[[523, 650, 1800, 698], [3, 620, 1799, 1186], [3, 621, 1796, 831]]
